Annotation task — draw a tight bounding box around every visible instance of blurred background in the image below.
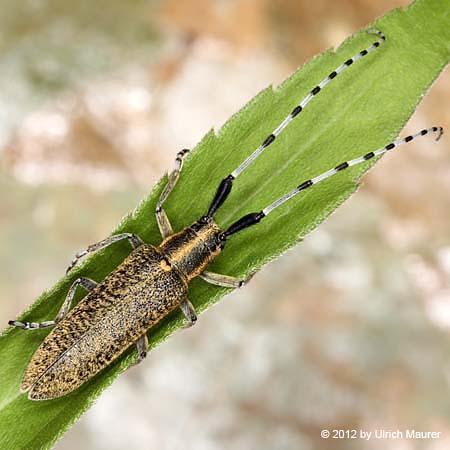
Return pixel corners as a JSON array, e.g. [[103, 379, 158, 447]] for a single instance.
[[1, 0, 449, 449]]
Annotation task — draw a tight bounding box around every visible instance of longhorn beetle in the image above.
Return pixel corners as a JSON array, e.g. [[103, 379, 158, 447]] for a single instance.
[[9, 29, 443, 400]]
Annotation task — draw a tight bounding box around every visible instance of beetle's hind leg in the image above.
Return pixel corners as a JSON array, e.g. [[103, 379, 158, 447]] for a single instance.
[[200, 271, 253, 289], [8, 277, 97, 330], [156, 149, 190, 239], [56, 277, 98, 321], [66, 233, 144, 273]]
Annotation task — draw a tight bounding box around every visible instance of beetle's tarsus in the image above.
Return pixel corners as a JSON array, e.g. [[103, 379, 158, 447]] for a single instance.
[[8, 319, 56, 330]]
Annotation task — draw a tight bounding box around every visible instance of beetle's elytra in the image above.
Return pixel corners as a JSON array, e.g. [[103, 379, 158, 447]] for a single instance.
[[9, 29, 443, 400]]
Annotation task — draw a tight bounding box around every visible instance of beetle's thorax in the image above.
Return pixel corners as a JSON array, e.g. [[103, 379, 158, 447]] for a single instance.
[[158, 219, 224, 281]]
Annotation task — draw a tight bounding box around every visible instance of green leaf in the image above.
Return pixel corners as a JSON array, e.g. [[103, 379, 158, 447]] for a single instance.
[[1, 0, 449, 447]]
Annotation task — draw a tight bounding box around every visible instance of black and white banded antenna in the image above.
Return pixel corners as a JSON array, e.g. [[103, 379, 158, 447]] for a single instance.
[[222, 127, 443, 237], [205, 29, 386, 218]]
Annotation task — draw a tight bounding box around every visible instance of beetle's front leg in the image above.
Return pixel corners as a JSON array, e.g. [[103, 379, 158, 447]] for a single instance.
[[200, 271, 253, 288], [156, 149, 190, 239], [8, 277, 97, 330]]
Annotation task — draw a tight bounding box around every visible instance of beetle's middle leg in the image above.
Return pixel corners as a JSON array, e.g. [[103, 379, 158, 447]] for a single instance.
[[156, 148, 190, 239], [8, 277, 97, 330], [180, 298, 197, 328], [66, 233, 144, 273], [200, 271, 253, 289]]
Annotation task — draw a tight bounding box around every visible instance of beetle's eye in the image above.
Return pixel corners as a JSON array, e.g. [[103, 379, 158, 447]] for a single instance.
[[192, 217, 208, 231], [215, 233, 226, 249]]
